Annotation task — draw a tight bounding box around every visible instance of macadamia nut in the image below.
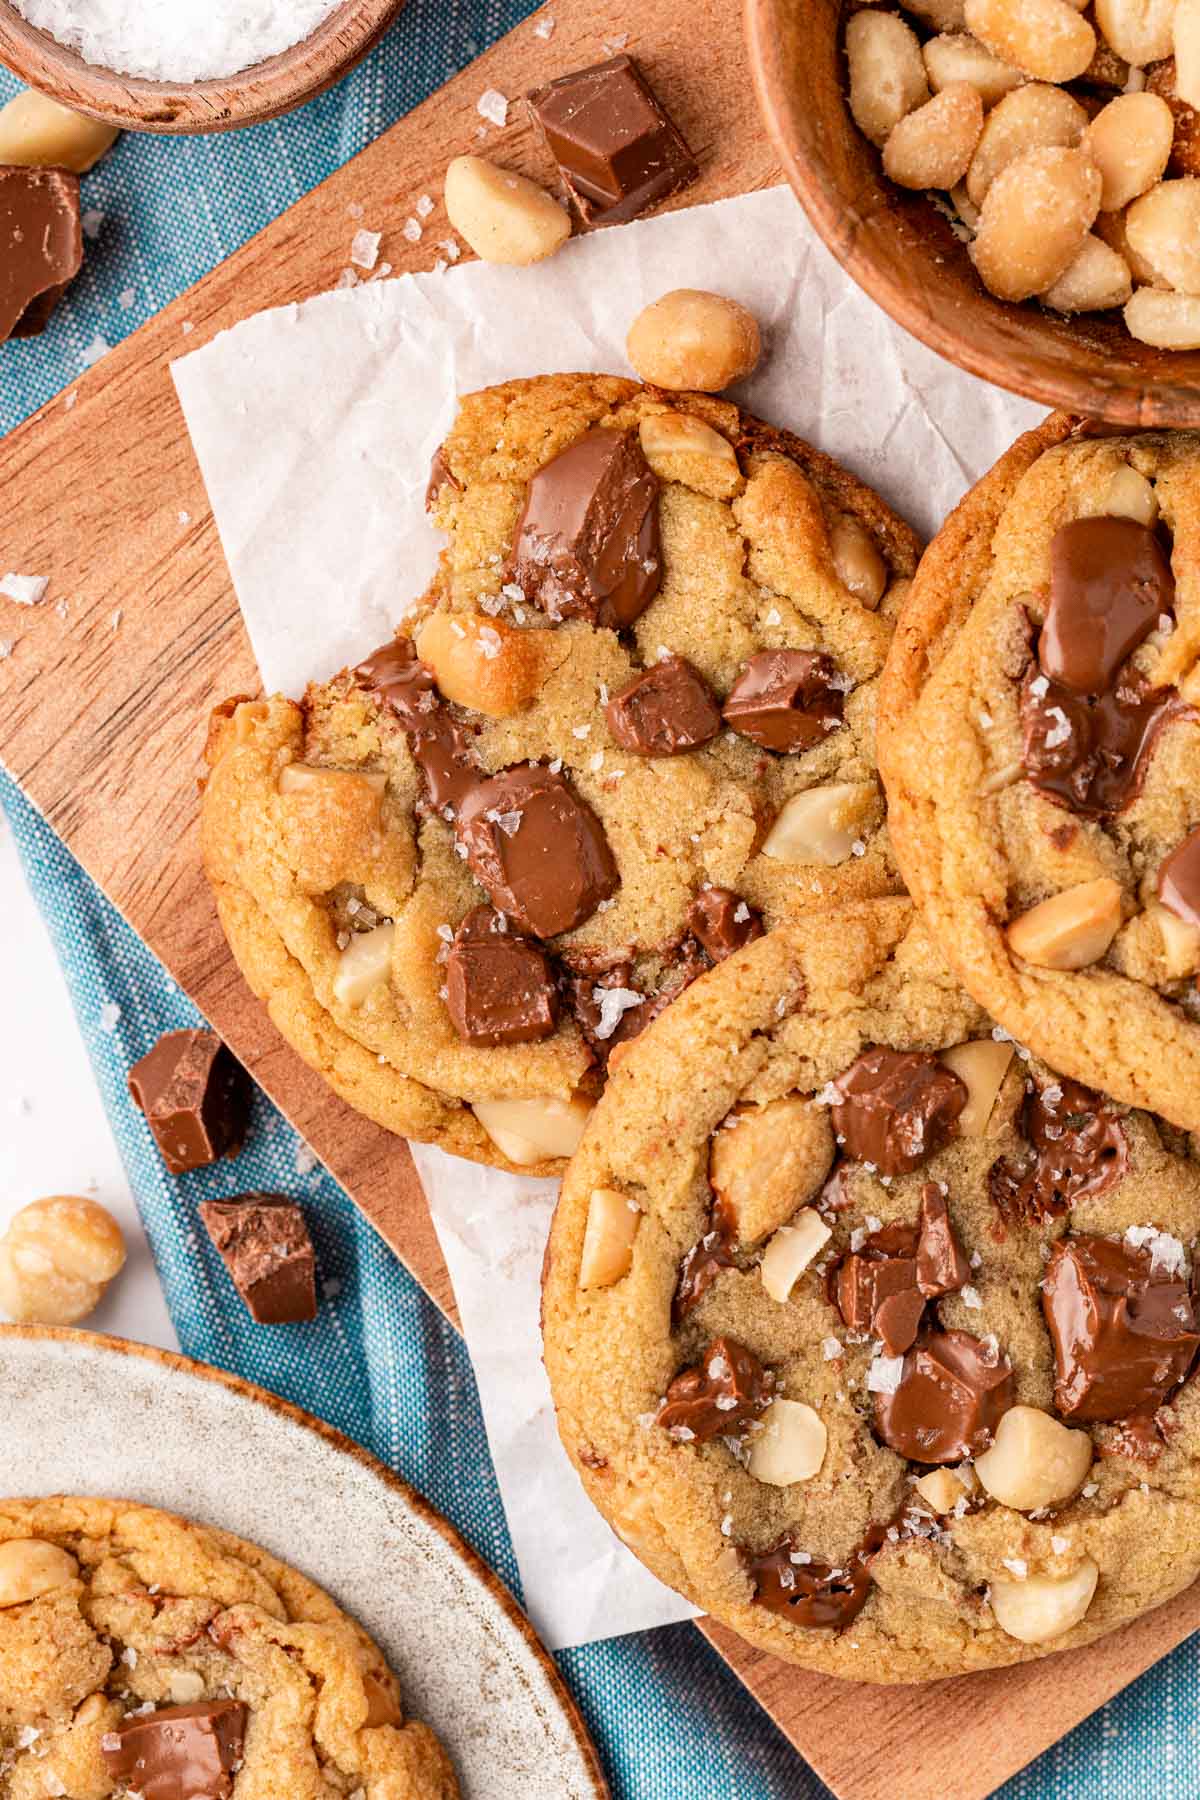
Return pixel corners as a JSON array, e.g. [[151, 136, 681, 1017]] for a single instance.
[[1125, 287, 1200, 346], [846, 10, 930, 147], [0, 1195, 126, 1326], [939, 1038, 1015, 1134], [965, 0, 1096, 82], [974, 1404, 1094, 1509], [1086, 92, 1174, 210], [829, 514, 889, 609], [966, 86, 1089, 211], [0, 1538, 79, 1608], [761, 782, 880, 867], [1094, 0, 1177, 67], [884, 82, 985, 190], [626, 290, 761, 392], [444, 155, 570, 266], [747, 1400, 828, 1486], [710, 1099, 835, 1245], [990, 1558, 1099, 1643], [472, 1093, 592, 1164], [1041, 234, 1133, 312], [0, 89, 118, 173], [579, 1187, 642, 1290], [971, 144, 1101, 301], [1006, 878, 1123, 968], [923, 33, 1024, 106], [1127, 179, 1200, 293]]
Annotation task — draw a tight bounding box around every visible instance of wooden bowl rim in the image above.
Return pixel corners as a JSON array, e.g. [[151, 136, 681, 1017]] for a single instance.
[[0, 0, 405, 133], [743, 0, 1200, 427]]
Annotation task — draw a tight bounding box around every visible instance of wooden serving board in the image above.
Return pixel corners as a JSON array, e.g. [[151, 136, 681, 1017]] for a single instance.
[[1, 4, 1196, 1796]]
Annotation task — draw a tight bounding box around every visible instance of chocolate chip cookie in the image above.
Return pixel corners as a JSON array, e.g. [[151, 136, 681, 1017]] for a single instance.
[[0, 1495, 457, 1796], [203, 373, 918, 1173], [880, 414, 1200, 1133], [542, 898, 1200, 1681]]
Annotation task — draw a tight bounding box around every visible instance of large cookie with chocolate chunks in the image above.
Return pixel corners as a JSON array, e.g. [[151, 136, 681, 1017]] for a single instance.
[[542, 898, 1200, 1682], [0, 1495, 457, 1797], [879, 414, 1200, 1133], [202, 373, 918, 1173]]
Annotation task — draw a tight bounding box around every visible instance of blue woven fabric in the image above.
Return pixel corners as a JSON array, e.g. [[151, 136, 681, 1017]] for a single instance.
[[1, 2, 1197, 1791]]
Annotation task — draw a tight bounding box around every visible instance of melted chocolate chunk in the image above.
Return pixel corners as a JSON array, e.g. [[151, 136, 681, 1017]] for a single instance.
[[990, 1078, 1128, 1227], [527, 54, 699, 226], [445, 905, 558, 1046], [425, 444, 460, 511], [656, 1336, 774, 1442], [673, 1194, 738, 1322], [831, 1048, 967, 1176], [874, 1330, 1015, 1463], [1042, 1233, 1200, 1423], [0, 166, 82, 342], [100, 1701, 247, 1800], [746, 1523, 885, 1630], [128, 1030, 251, 1176], [1158, 825, 1200, 931], [508, 427, 661, 629], [833, 1223, 924, 1357], [721, 650, 845, 753], [355, 638, 480, 813], [915, 1183, 971, 1298], [456, 763, 619, 937], [605, 654, 721, 754], [198, 1196, 317, 1325], [1043, 517, 1174, 694], [686, 887, 765, 962], [1021, 662, 1181, 819]]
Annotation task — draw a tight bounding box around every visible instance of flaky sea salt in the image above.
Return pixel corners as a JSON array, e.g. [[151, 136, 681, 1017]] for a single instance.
[[0, 573, 48, 606], [477, 88, 509, 127], [350, 229, 381, 271], [866, 1354, 904, 1395], [592, 986, 643, 1040], [11, 0, 345, 82]]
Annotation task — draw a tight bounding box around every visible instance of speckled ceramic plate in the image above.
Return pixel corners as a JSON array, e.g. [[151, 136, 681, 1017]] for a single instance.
[[0, 1325, 607, 1800]]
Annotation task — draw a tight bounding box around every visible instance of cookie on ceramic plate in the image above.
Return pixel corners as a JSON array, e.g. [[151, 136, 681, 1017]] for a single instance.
[[542, 897, 1200, 1681], [880, 414, 1200, 1131], [203, 373, 918, 1174], [0, 1494, 457, 1795]]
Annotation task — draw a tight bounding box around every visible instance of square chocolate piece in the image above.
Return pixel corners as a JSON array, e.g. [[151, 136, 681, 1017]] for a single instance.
[[199, 1195, 318, 1325], [527, 54, 699, 225], [128, 1029, 251, 1175]]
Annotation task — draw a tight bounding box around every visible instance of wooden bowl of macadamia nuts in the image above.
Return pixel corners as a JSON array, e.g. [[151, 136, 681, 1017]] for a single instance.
[[745, 0, 1200, 425]]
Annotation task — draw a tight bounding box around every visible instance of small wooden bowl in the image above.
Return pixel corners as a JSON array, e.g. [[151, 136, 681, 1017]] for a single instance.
[[0, 0, 405, 133], [745, 0, 1200, 427]]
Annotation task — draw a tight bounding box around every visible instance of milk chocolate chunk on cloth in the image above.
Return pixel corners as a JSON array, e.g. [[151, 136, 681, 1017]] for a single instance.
[[831, 1047, 967, 1175], [722, 650, 845, 753], [527, 53, 699, 225], [445, 905, 558, 1046], [128, 1029, 251, 1175], [606, 654, 721, 754], [509, 426, 662, 629], [874, 1329, 1015, 1462], [100, 1700, 247, 1800], [0, 166, 82, 341], [199, 1195, 317, 1324], [1042, 1233, 1200, 1422], [456, 762, 619, 937]]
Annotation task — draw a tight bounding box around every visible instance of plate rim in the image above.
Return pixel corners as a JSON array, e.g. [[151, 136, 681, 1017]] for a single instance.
[[0, 1321, 609, 1799]]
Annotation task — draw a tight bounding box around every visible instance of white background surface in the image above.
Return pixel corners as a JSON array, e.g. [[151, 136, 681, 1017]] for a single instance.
[[0, 811, 177, 1352]]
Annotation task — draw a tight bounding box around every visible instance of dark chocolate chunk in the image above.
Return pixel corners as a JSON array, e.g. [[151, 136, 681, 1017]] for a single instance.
[[128, 1030, 250, 1176], [833, 1222, 924, 1357], [605, 654, 721, 755], [831, 1048, 966, 1176], [1021, 661, 1181, 820], [686, 887, 765, 962], [989, 1077, 1128, 1227], [508, 427, 661, 629], [456, 762, 619, 937], [656, 1336, 774, 1442], [100, 1700, 247, 1800], [915, 1183, 971, 1298], [1042, 1233, 1200, 1423], [1158, 825, 1200, 930], [199, 1196, 317, 1325], [746, 1522, 885, 1630], [721, 650, 845, 753], [354, 637, 480, 813], [445, 905, 558, 1046], [874, 1329, 1015, 1464], [0, 166, 82, 343], [673, 1193, 738, 1322], [1042, 517, 1174, 694], [527, 53, 699, 226]]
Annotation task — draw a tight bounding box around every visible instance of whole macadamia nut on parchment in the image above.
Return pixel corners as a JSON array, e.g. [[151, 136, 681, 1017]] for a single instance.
[[0, 1194, 126, 1325], [626, 289, 762, 391]]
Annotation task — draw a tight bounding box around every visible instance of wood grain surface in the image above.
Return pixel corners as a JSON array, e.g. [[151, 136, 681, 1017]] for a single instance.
[[0, 4, 1194, 1795]]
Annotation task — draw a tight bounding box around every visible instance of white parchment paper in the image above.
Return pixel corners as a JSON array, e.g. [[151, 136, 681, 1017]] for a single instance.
[[173, 183, 1043, 1652]]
